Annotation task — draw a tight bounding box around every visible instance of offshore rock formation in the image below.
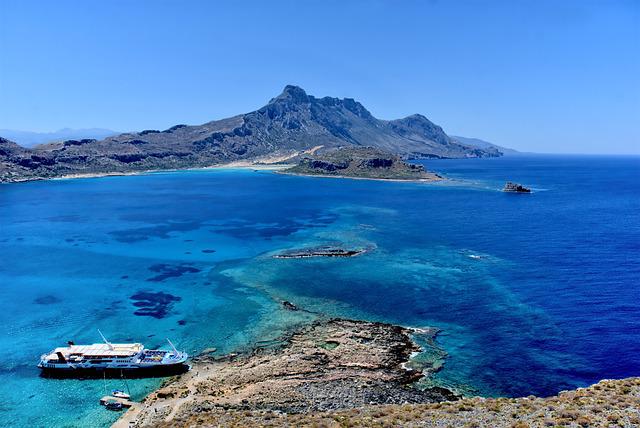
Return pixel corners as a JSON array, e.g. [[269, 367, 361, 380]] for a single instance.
[[114, 319, 456, 427], [283, 146, 442, 181], [503, 181, 531, 193], [273, 245, 367, 259], [0, 86, 501, 183]]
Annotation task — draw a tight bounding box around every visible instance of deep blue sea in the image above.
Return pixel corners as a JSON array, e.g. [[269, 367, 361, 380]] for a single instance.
[[1, 155, 638, 427]]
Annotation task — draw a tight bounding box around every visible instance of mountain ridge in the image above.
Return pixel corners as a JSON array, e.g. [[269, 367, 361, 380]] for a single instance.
[[451, 135, 518, 155], [0, 85, 501, 183], [0, 128, 120, 148]]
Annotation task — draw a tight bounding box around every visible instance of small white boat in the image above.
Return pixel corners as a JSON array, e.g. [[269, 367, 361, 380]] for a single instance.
[[111, 389, 130, 399]]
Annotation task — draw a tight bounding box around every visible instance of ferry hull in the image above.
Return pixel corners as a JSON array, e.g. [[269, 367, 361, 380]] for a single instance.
[[38, 363, 190, 379]]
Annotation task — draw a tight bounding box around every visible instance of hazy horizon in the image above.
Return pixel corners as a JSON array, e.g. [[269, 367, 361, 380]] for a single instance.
[[0, 0, 638, 154]]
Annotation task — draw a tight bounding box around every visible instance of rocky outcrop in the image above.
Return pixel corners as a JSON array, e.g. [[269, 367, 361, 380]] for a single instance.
[[283, 146, 442, 181], [1, 86, 501, 183], [114, 319, 456, 427], [273, 246, 367, 259], [503, 182, 531, 193]]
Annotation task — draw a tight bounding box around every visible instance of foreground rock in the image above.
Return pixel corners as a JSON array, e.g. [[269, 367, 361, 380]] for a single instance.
[[261, 377, 640, 427], [283, 147, 442, 181], [119, 376, 640, 427], [503, 181, 531, 193], [115, 319, 456, 427]]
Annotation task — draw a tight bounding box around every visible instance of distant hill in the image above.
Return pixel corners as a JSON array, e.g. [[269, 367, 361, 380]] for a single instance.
[[0, 128, 119, 148], [0, 85, 501, 183], [451, 136, 519, 155]]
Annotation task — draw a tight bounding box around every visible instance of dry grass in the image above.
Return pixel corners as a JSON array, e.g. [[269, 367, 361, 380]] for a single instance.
[[145, 377, 640, 427]]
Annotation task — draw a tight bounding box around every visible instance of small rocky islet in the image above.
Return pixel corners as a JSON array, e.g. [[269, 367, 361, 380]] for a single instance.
[[503, 181, 531, 193], [273, 245, 367, 259]]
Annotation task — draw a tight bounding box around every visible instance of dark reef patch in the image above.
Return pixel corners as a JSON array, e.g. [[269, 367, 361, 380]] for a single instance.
[[46, 215, 81, 223], [146, 263, 201, 282], [177, 320, 186, 326], [130, 291, 181, 319], [213, 222, 299, 239], [109, 221, 200, 243], [34, 295, 62, 305]]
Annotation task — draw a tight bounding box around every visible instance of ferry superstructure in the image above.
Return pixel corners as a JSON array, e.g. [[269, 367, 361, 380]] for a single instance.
[[38, 331, 188, 377]]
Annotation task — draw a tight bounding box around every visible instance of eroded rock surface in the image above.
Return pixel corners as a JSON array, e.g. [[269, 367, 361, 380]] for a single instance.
[[115, 319, 455, 427], [503, 181, 531, 193]]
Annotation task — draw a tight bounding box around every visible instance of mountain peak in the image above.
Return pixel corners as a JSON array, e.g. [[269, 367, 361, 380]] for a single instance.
[[271, 85, 309, 104]]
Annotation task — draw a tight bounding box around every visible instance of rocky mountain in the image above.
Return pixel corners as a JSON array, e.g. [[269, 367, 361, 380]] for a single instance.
[[0, 86, 501, 183], [0, 128, 119, 148], [451, 135, 518, 155]]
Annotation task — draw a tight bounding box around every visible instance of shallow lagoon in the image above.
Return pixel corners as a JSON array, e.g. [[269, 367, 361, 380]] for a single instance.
[[1, 155, 638, 426]]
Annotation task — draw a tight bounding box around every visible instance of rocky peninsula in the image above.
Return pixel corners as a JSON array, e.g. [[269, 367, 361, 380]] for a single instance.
[[114, 319, 456, 427], [282, 147, 442, 181], [114, 316, 640, 427]]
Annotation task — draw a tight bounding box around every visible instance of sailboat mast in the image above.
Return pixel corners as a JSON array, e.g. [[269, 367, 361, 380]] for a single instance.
[[98, 329, 114, 350]]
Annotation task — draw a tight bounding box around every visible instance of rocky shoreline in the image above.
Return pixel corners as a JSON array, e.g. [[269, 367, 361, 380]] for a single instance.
[[112, 317, 640, 427], [273, 246, 367, 259], [114, 318, 456, 427]]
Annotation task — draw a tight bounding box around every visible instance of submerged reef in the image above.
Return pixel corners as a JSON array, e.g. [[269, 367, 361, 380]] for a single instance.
[[33, 295, 62, 305], [146, 263, 201, 282], [130, 291, 182, 319]]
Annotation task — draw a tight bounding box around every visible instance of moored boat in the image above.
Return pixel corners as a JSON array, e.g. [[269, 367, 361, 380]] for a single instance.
[[111, 389, 130, 399], [38, 330, 189, 378], [103, 400, 123, 411]]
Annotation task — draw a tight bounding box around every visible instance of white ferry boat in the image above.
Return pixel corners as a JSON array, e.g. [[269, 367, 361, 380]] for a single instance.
[[38, 331, 188, 377]]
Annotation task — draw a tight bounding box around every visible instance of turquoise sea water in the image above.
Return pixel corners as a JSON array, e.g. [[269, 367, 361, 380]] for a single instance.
[[1, 155, 638, 427]]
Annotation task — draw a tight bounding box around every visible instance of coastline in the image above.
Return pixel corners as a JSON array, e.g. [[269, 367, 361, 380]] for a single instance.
[[276, 170, 444, 183], [0, 162, 294, 185], [1, 163, 445, 185]]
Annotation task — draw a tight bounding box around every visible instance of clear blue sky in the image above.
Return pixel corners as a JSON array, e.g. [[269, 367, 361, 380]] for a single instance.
[[1, 0, 638, 154]]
